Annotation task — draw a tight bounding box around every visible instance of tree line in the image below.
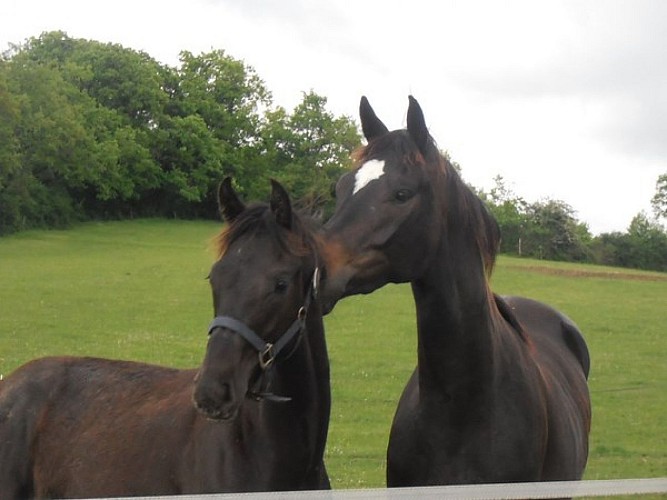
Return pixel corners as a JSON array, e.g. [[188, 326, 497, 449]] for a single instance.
[[478, 175, 667, 272], [0, 31, 360, 232], [1, 32, 665, 272]]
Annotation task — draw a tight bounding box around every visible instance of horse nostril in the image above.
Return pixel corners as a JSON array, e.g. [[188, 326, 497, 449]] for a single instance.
[[196, 395, 215, 412], [219, 382, 232, 403]]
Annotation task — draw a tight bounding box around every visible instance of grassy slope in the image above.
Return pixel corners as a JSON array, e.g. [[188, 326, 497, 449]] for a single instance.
[[0, 220, 665, 491]]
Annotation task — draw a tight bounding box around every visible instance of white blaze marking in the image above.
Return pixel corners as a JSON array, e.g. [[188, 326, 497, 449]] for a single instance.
[[353, 159, 386, 195]]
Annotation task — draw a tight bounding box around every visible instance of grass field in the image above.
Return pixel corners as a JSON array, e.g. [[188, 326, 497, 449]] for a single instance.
[[1, 219, 665, 494]]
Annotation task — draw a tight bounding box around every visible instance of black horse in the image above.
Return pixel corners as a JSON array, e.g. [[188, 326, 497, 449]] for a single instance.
[[0, 179, 331, 498], [321, 96, 591, 486]]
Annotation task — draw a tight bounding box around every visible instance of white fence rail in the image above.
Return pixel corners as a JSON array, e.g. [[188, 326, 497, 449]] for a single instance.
[[95, 478, 667, 500]]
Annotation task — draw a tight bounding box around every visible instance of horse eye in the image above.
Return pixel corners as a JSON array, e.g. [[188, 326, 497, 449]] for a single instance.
[[274, 279, 288, 294], [394, 189, 414, 203]]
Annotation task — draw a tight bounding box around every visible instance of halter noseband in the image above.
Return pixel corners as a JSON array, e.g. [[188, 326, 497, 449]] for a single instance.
[[206, 267, 320, 400]]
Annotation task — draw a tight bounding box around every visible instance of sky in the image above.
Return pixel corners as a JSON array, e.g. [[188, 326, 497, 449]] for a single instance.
[[2, 0, 666, 234]]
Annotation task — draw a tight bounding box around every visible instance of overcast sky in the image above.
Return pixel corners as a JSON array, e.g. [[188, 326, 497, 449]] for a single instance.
[[2, 0, 666, 234]]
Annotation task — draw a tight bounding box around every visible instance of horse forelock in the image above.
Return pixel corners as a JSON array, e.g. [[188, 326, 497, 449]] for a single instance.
[[352, 130, 426, 168], [214, 204, 317, 262]]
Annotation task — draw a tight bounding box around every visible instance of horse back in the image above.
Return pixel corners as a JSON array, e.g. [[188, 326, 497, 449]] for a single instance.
[[0, 356, 197, 498], [498, 295, 589, 377], [500, 295, 591, 479]]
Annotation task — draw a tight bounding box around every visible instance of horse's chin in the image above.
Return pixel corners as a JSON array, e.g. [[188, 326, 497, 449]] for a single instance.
[[192, 391, 242, 422], [195, 403, 240, 422]]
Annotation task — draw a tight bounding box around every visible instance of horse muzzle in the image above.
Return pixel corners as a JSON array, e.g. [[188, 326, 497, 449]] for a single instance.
[[193, 377, 242, 421], [193, 328, 252, 421]]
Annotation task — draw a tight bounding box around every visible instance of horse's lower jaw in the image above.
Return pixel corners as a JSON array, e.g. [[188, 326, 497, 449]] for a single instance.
[[198, 406, 239, 422], [193, 399, 240, 422]]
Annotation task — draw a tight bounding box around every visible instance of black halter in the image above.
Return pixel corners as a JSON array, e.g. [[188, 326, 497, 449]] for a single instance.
[[206, 267, 320, 402]]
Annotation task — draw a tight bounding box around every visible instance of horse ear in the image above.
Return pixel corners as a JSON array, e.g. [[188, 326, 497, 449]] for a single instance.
[[218, 177, 246, 223], [359, 96, 389, 141], [407, 95, 430, 155], [270, 179, 292, 230]]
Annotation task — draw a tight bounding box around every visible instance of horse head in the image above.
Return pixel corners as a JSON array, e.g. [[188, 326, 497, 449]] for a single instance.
[[193, 178, 320, 420], [321, 96, 443, 310]]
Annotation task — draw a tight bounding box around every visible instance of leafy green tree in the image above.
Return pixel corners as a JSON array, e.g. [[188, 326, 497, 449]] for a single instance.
[[259, 91, 360, 215], [177, 50, 269, 143], [591, 214, 667, 272], [79, 113, 162, 217], [588, 231, 625, 267], [624, 213, 667, 271], [482, 176, 528, 255], [0, 64, 26, 233], [11, 31, 168, 128], [651, 173, 667, 220], [171, 49, 272, 207], [522, 199, 591, 261], [3, 58, 103, 227], [150, 114, 224, 217], [2, 32, 165, 223]]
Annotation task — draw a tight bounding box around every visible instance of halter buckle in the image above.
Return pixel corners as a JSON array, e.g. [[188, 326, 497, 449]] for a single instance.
[[258, 343, 275, 370]]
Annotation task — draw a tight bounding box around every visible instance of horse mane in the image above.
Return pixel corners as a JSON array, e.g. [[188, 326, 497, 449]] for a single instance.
[[438, 154, 501, 277], [353, 131, 501, 277], [214, 203, 318, 262]]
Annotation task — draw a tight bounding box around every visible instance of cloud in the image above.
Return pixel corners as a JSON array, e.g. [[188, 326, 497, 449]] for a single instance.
[[445, 0, 667, 162]]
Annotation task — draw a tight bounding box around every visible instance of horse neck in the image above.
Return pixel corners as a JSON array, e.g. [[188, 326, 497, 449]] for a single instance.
[[262, 305, 330, 455], [412, 216, 499, 402], [275, 307, 329, 404]]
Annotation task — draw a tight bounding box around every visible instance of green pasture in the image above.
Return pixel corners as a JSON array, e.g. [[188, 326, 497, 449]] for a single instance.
[[1, 220, 665, 493]]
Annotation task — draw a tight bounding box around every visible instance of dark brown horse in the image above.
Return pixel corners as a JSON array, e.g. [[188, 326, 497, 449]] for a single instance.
[[321, 96, 591, 486], [0, 179, 331, 498]]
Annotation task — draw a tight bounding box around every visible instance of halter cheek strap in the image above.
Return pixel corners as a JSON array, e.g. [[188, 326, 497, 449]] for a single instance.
[[207, 310, 305, 370], [207, 267, 320, 371]]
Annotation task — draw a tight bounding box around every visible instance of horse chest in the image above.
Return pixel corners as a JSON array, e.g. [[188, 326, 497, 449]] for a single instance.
[[182, 406, 315, 492], [387, 376, 546, 486]]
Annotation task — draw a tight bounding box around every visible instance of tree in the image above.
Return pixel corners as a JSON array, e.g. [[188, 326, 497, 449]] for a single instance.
[[171, 49, 272, 208], [176, 50, 269, 144], [0, 32, 167, 224], [11, 31, 168, 128], [651, 173, 667, 220], [481, 176, 528, 255], [150, 114, 224, 217], [625, 213, 667, 271], [522, 199, 591, 261], [259, 91, 360, 216], [0, 63, 26, 233], [2, 57, 106, 227]]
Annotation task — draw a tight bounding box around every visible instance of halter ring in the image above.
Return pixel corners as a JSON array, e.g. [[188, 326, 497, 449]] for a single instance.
[[259, 343, 275, 370]]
